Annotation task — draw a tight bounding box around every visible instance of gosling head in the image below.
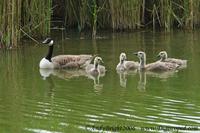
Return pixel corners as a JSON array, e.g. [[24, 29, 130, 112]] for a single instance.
[[119, 53, 127, 63], [158, 51, 168, 61], [42, 38, 54, 46], [94, 57, 103, 65], [133, 51, 146, 60]]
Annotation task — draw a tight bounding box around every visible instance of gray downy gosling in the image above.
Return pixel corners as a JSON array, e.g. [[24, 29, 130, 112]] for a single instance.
[[158, 51, 187, 66], [134, 51, 179, 72], [116, 52, 139, 71], [85, 56, 106, 76]]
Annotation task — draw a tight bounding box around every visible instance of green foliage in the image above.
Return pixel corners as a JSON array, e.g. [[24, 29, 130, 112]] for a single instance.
[[0, 0, 52, 48], [1, 0, 200, 47]]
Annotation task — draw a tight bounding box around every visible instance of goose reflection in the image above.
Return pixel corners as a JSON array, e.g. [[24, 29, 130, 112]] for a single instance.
[[39, 69, 105, 93], [39, 69, 88, 80]]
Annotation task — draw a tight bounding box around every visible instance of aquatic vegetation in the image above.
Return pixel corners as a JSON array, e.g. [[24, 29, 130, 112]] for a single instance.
[[1, 0, 200, 47], [0, 0, 52, 48]]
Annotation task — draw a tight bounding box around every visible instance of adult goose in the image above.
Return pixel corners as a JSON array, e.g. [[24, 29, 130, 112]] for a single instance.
[[158, 51, 187, 66], [39, 38, 93, 69], [116, 53, 139, 71], [85, 56, 106, 76], [134, 51, 179, 72]]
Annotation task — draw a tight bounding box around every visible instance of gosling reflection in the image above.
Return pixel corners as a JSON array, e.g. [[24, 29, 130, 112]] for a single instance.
[[116, 69, 178, 91], [137, 70, 178, 91], [137, 71, 146, 91], [117, 70, 137, 88], [86, 72, 105, 93], [146, 70, 177, 80], [118, 72, 127, 88]]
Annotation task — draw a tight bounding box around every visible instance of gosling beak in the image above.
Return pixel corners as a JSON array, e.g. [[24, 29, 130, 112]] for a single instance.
[[101, 60, 104, 63], [157, 54, 161, 58], [133, 52, 138, 56]]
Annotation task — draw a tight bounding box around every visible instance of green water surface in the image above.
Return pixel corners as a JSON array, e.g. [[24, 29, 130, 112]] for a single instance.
[[0, 31, 200, 133]]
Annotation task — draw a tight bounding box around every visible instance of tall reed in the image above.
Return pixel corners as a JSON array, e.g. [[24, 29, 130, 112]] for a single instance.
[[1, 0, 200, 47], [0, 0, 52, 48]]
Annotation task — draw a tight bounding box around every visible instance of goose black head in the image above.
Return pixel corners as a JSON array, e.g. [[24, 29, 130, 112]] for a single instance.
[[42, 38, 54, 46]]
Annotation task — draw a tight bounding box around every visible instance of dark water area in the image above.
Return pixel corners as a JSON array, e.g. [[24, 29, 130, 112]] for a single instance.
[[0, 31, 200, 132]]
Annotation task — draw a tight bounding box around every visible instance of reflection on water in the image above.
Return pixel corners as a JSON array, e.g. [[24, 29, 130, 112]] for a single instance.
[[117, 69, 178, 91], [39, 69, 88, 80], [137, 71, 146, 91], [117, 70, 137, 88], [86, 72, 104, 94], [39, 68, 105, 94], [0, 32, 200, 132], [145, 70, 178, 80]]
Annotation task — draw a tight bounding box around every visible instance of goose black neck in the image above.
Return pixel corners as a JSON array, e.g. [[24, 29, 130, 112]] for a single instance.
[[45, 45, 53, 62]]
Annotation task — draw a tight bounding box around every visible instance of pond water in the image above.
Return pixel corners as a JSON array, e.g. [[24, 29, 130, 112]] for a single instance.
[[0, 31, 200, 133]]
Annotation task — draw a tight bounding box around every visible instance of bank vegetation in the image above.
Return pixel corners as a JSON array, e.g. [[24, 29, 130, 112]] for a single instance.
[[0, 0, 199, 48]]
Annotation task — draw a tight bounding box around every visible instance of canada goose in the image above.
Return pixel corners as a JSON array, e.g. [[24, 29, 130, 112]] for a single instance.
[[134, 51, 179, 72], [158, 51, 187, 66], [85, 56, 106, 76], [39, 38, 93, 69], [116, 53, 139, 71]]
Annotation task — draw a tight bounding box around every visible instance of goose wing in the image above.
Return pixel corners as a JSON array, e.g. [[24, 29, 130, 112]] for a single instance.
[[124, 61, 139, 70], [51, 55, 93, 69], [146, 61, 178, 72], [165, 58, 187, 66], [98, 65, 106, 74]]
